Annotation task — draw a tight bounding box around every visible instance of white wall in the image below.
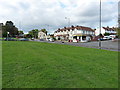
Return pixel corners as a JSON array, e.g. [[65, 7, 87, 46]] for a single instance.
[[95, 28, 117, 36], [76, 30, 82, 34], [54, 28, 95, 39], [38, 31, 46, 39], [95, 28, 105, 36]]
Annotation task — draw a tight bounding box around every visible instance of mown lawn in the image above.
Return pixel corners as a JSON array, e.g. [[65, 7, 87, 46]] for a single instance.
[[2, 41, 118, 88]]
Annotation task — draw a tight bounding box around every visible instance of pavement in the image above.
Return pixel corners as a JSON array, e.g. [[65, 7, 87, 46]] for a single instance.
[[31, 39, 119, 52]]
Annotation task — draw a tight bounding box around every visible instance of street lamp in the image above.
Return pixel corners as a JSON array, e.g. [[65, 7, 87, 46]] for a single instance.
[[118, 1, 120, 28], [7, 32, 9, 41], [65, 17, 70, 27], [99, 0, 102, 49]]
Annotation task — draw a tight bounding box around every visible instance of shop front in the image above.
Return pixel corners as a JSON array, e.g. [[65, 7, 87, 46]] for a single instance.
[[72, 34, 91, 42]]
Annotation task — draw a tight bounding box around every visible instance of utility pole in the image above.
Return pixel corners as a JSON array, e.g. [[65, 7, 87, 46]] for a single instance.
[[118, 1, 120, 28], [99, 0, 102, 49]]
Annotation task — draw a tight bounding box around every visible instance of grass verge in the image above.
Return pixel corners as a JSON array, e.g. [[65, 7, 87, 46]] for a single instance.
[[2, 41, 118, 88]]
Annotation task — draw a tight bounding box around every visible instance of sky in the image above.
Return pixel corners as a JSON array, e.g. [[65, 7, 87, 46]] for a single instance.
[[0, 0, 119, 34]]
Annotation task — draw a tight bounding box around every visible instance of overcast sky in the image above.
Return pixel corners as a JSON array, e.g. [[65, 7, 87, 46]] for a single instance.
[[0, 0, 119, 34]]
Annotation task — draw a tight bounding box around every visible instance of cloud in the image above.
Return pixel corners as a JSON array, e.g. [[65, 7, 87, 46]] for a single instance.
[[0, 0, 118, 33]]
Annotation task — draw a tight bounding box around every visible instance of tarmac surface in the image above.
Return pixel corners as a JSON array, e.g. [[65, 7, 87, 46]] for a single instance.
[[32, 39, 119, 52]]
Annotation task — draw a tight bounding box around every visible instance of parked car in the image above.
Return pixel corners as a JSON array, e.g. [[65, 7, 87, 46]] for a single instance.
[[19, 38, 29, 41], [98, 38, 104, 41], [39, 39, 44, 41], [103, 36, 112, 40], [4, 38, 17, 41], [31, 38, 34, 40], [49, 38, 54, 42], [73, 39, 78, 42], [109, 35, 116, 39]]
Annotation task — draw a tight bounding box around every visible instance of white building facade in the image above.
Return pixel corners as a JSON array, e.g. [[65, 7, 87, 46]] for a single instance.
[[38, 31, 47, 40], [95, 27, 117, 36], [54, 25, 95, 42]]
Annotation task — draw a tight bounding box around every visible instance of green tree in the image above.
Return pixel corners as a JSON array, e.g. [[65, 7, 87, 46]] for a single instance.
[[40, 29, 47, 35], [29, 29, 39, 39], [104, 33, 110, 36], [18, 31, 24, 34], [2, 26, 7, 37], [2, 21, 19, 37], [25, 34, 32, 38]]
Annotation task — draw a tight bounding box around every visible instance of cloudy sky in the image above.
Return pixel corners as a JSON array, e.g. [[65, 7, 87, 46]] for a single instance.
[[0, 0, 119, 34]]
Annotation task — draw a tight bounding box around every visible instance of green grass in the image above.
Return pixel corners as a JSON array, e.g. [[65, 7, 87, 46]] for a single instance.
[[0, 41, 2, 89], [2, 41, 118, 88]]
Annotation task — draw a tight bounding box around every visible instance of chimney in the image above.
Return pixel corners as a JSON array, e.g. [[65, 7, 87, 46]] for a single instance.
[[71, 25, 74, 28], [64, 27, 66, 29]]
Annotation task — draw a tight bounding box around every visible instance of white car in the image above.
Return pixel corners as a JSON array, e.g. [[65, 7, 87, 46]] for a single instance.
[[73, 39, 78, 42], [49, 38, 54, 42], [103, 36, 112, 40], [31, 38, 34, 40], [109, 35, 116, 39]]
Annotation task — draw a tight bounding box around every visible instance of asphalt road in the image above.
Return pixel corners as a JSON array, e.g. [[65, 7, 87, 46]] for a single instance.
[[33, 39, 119, 52]]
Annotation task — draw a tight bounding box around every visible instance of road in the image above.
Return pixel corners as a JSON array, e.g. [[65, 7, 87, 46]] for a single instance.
[[32, 39, 119, 52]]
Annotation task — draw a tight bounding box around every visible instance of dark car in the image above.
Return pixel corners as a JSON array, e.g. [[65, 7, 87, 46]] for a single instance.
[[39, 39, 44, 41], [4, 38, 17, 41]]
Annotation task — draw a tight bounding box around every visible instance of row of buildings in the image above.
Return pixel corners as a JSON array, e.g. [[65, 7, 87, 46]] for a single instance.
[[54, 25, 95, 42], [38, 25, 117, 42]]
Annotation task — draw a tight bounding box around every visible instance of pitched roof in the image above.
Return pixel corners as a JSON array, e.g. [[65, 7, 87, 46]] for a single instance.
[[102, 27, 116, 31], [55, 25, 94, 33]]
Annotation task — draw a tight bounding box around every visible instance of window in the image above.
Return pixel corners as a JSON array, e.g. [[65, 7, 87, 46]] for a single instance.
[[83, 31, 85, 34]]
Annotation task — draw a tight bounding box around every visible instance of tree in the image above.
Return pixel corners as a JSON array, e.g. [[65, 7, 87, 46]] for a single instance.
[[2, 26, 7, 37], [2, 21, 19, 37], [104, 33, 110, 36], [18, 31, 24, 35], [28, 29, 39, 39], [25, 34, 32, 38], [40, 29, 47, 35]]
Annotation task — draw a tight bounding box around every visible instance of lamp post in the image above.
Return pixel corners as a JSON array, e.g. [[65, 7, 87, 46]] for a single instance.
[[99, 0, 102, 49], [65, 17, 70, 27], [118, 1, 120, 28], [7, 32, 9, 41]]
